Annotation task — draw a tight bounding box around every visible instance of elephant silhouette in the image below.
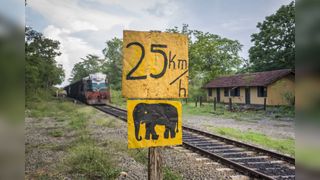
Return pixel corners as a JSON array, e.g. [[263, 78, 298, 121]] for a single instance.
[[133, 103, 179, 141]]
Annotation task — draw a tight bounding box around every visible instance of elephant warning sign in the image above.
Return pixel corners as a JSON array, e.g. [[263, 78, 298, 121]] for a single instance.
[[127, 100, 182, 148], [122, 30, 188, 99]]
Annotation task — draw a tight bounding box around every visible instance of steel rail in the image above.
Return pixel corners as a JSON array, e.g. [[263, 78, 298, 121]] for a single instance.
[[182, 142, 275, 180], [93, 104, 295, 180], [182, 126, 295, 164]]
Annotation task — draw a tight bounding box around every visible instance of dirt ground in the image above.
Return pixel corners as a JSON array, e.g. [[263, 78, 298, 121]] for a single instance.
[[25, 103, 242, 179], [183, 115, 295, 140]]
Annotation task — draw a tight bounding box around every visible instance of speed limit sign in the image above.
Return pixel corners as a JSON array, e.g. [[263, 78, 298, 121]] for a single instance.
[[122, 30, 189, 99]]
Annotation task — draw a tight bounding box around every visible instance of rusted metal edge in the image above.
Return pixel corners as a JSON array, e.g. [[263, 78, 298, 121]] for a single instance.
[[183, 126, 295, 164], [104, 104, 127, 113], [183, 142, 275, 180], [94, 106, 127, 122]]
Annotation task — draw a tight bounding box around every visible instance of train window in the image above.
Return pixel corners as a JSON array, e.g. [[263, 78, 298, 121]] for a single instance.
[[91, 82, 107, 91]]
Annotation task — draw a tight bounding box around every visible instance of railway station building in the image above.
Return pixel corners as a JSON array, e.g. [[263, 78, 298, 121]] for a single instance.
[[204, 69, 295, 106]]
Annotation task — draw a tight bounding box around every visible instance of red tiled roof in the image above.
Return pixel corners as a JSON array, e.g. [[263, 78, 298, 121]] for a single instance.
[[204, 69, 294, 88]]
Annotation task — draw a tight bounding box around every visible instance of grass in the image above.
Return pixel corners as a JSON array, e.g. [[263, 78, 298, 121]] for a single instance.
[[210, 127, 295, 156], [127, 148, 148, 165], [64, 143, 119, 179], [110, 89, 126, 108], [163, 167, 182, 180], [27, 96, 122, 179], [49, 129, 64, 137], [27, 98, 93, 131], [182, 102, 294, 121], [95, 118, 118, 128], [103, 140, 148, 165]]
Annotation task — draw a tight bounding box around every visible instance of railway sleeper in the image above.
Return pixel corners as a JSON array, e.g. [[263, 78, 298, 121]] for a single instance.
[[221, 153, 252, 158], [212, 148, 243, 152], [197, 144, 232, 151], [218, 151, 254, 156], [273, 175, 295, 180], [256, 167, 295, 177], [197, 145, 233, 150], [228, 156, 269, 161]]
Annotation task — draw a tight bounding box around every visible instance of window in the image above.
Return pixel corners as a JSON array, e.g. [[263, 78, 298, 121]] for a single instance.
[[230, 87, 240, 97], [257, 86, 267, 97], [224, 88, 229, 97], [208, 89, 212, 96]]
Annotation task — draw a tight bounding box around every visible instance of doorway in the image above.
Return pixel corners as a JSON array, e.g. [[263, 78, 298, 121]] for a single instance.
[[216, 88, 220, 103], [245, 87, 250, 104]]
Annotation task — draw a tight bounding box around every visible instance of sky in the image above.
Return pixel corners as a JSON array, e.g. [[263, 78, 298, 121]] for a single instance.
[[25, 0, 292, 87]]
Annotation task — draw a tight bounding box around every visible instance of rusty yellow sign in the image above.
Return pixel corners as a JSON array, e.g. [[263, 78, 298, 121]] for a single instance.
[[122, 30, 188, 98], [127, 100, 182, 148]]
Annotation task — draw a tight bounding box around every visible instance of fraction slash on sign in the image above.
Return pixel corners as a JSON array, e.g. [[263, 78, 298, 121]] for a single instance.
[[169, 69, 188, 85]]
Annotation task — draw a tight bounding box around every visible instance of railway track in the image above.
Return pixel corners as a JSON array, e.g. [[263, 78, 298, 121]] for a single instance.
[[94, 104, 295, 180]]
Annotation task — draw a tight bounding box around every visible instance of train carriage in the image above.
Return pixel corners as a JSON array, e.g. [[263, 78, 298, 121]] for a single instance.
[[64, 72, 110, 105]]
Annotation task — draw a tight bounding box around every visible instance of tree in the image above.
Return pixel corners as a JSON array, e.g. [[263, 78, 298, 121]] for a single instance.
[[249, 1, 295, 72], [190, 30, 242, 83], [69, 38, 122, 90], [166, 25, 243, 99], [102, 38, 123, 90], [25, 27, 65, 94], [70, 54, 103, 82]]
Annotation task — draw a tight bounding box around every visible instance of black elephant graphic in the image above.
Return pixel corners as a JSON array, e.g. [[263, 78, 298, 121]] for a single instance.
[[133, 103, 179, 141]]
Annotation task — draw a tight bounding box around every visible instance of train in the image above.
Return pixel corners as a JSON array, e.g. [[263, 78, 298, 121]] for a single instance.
[[64, 72, 111, 105]]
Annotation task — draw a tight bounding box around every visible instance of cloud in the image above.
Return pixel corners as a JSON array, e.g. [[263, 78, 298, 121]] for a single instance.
[[28, 0, 133, 33], [27, 0, 183, 87], [94, 0, 169, 14], [221, 18, 256, 32], [27, 0, 292, 87], [43, 25, 102, 87]]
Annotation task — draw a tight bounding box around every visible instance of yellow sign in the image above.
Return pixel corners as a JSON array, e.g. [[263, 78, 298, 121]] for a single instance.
[[122, 30, 188, 98], [127, 100, 182, 148]]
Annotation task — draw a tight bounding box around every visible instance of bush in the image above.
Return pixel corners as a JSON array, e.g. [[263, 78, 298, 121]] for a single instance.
[[65, 144, 119, 179], [163, 167, 182, 180], [110, 89, 126, 107], [283, 91, 295, 106]]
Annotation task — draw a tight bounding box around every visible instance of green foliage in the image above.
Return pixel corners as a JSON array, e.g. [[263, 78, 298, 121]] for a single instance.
[[110, 89, 126, 108], [94, 118, 119, 128], [183, 102, 294, 120], [282, 91, 295, 106], [70, 54, 104, 82], [249, 2, 295, 72], [102, 139, 148, 165], [69, 38, 123, 90], [26, 96, 92, 132], [183, 102, 216, 115], [26, 96, 123, 178], [49, 129, 64, 137], [102, 38, 123, 90], [211, 127, 295, 156], [163, 167, 182, 180], [65, 143, 119, 179], [25, 27, 65, 96], [127, 149, 148, 165], [70, 26, 242, 96], [167, 24, 243, 100]]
